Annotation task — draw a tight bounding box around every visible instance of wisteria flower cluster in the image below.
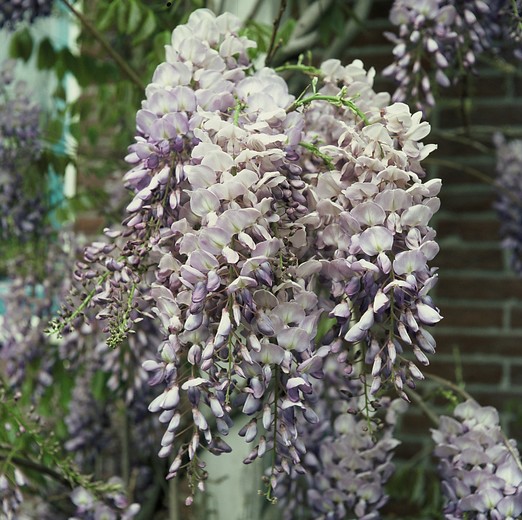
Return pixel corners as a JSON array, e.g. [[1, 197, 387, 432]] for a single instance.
[[0, 0, 53, 29], [274, 358, 406, 519], [432, 399, 522, 519], [53, 7, 441, 502], [0, 60, 45, 243], [0, 230, 157, 517], [383, 0, 522, 111], [494, 134, 522, 276]]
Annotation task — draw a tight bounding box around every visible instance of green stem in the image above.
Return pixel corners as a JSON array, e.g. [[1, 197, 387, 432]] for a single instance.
[[404, 387, 439, 426], [168, 476, 180, 520], [299, 141, 334, 170], [423, 371, 473, 401], [59, 0, 145, 91], [274, 64, 322, 76], [287, 92, 368, 124], [512, 0, 522, 30], [48, 270, 111, 336], [119, 400, 130, 489]]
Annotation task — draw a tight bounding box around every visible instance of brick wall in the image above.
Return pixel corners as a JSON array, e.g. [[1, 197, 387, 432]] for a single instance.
[[343, 0, 522, 469]]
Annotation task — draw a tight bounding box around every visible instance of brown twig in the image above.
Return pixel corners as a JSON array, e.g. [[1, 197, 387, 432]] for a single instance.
[[424, 157, 520, 205], [265, 0, 288, 67], [0, 451, 71, 488], [59, 0, 145, 91]]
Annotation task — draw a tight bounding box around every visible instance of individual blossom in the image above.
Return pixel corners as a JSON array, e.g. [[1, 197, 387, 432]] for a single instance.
[[0, 0, 53, 29], [432, 399, 522, 519], [383, 0, 522, 112], [493, 134, 522, 276]]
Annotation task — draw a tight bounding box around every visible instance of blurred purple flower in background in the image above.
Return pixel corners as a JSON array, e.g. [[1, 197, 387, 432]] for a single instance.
[[384, 0, 522, 111], [432, 399, 522, 519], [275, 358, 406, 519], [494, 134, 522, 276], [0, 60, 45, 243], [0, 0, 53, 29]]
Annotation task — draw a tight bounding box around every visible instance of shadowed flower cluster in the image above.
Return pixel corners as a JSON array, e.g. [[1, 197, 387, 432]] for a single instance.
[[299, 59, 441, 400], [384, 0, 522, 111], [275, 359, 406, 519], [0, 0, 53, 29], [494, 134, 522, 276], [53, 7, 441, 502], [432, 399, 522, 519], [0, 230, 160, 517], [0, 60, 45, 243]]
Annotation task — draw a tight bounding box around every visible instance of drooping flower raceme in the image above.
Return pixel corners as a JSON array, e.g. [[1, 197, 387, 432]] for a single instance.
[[494, 134, 522, 276], [299, 59, 441, 400], [274, 358, 406, 520], [384, 0, 522, 111], [52, 7, 441, 502], [432, 399, 522, 520]]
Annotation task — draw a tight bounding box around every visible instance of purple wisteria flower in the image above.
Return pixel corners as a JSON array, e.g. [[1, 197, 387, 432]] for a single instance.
[[0, 60, 45, 243], [274, 359, 406, 520], [299, 59, 441, 400], [69, 482, 140, 520], [53, 7, 441, 503], [494, 134, 522, 276], [1, 229, 160, 514], [432, 399, 522, 519], [0, 469, 25, 520], [0, 0, 53, 29], [383, 0, 522, 111]]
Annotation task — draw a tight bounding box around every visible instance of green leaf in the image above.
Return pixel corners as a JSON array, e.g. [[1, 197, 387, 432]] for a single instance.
[[127, 0, 143, 35], [9, 27, 33, 61], [45, 118, 64, 145], [133, 9, 157, 44], [91, 370, 110, 402], [277, 18, 296, 46], [53, 83, 67, 101], [97, 0, 119, 31], [116, 0, 128, 33], [37, 37, 56, 70]]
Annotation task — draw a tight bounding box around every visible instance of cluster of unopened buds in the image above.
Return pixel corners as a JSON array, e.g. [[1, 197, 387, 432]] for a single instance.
[[53, 7, 442, 508]]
